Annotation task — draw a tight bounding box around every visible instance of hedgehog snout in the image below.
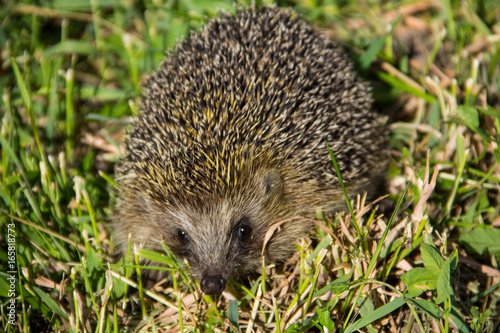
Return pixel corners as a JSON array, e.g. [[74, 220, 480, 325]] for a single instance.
[[200, 274, 226, 295]]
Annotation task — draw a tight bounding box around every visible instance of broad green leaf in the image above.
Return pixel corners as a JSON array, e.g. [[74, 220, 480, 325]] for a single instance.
[[112, 275, 127, 299], [456, 105, 480, 129], [456, 105, 491, 141], [402, 267, 438, 297], [316, 307, 335, 331], [428, 100, 441, 129], [436, 250, 458, 304], [421, 242, 445, 274], [228, 300, 239, 329], [86, 246, 99, 275], [447, 249, 459, 273], [460, 228, 500, 256]]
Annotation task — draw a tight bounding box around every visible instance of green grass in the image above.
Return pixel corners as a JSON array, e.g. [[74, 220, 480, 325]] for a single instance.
[[1, 0, 500, 332]]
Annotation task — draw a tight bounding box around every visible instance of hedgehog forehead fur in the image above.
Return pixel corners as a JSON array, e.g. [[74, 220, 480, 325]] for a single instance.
[[115, 6, 386, 295]]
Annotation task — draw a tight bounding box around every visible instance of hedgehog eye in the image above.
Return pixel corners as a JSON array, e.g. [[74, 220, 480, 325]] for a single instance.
[[237, 225, 251, 238], [178, 230, 188, 242]]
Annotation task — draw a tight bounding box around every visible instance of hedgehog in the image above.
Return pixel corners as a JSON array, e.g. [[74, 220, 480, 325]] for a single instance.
[[114, 6, 387, 295]]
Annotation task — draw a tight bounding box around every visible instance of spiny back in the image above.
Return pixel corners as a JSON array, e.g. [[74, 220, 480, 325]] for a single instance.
[[120, 5, 383, 205]]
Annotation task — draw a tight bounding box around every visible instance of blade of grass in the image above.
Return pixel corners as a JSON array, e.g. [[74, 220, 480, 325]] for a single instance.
[[365, 180, 412, 278], [344, 297, 406, 333], [326, 143, 362, 244], [343, 180, 411, 328], [445, 138, 469, 217], [11, 57, 55, 216], [0, 135, 43, 223]]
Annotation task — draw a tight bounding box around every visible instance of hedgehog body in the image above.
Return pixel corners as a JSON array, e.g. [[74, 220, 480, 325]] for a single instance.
[[115, 6, 386, 295]]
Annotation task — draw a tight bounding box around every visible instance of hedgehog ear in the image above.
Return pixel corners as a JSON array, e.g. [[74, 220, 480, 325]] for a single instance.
[[262, 169, 283, 199]]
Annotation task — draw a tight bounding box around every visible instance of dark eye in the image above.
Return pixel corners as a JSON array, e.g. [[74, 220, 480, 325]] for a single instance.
[[238, 225, 251, 238], [178, 230, 188, 242]]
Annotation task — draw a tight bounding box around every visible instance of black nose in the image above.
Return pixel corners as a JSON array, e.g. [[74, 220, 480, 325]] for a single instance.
[[200, 275, 225, 295]]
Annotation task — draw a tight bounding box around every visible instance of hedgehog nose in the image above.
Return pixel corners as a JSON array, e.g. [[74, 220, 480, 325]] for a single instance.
[[200, 275, 225, 295]]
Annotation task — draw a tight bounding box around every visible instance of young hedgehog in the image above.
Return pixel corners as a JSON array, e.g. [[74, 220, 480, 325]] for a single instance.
[[115, 6, 386, 295]]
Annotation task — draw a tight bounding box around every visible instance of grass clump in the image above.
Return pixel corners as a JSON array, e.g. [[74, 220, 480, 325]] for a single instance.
[[1, 0, 499, 332]]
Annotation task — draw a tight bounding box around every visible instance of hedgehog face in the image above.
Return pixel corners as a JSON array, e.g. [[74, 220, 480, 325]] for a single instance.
[[158, 168, 284, 295], [170, 212, 260, 294]]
